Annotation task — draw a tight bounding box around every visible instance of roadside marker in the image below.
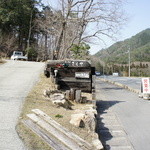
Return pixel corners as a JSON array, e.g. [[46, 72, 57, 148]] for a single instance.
[[140, 78, 150, 100]]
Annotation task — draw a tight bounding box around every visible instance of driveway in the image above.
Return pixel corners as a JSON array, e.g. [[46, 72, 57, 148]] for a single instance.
[[0, 60, 44, 150]]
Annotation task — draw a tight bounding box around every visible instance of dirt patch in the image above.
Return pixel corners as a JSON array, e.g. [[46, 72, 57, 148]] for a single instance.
[[17, 74, 94, 150], [0, 59, 6, 64]]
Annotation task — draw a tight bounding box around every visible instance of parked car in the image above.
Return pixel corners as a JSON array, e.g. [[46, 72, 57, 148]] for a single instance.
[[11, 51, 28, 61], [112, 72, 119, 76], [95, 71, 101, 76]]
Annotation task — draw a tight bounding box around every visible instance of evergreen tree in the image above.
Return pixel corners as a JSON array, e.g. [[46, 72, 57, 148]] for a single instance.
[[0, 0, 41, 51]]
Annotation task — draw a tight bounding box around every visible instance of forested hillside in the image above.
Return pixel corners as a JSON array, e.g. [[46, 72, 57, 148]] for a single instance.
[[95, 28, 150, 63], [0, 0, 126, 61]]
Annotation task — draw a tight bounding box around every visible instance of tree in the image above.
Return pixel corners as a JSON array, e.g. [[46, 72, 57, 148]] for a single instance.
[[0, 0, 126, 60], [25, 47, 37, 61], [70, 42, 90, 59], [0, 0, 41, 54], [0, 34, 17, 57], [37, 0, 126, 60]]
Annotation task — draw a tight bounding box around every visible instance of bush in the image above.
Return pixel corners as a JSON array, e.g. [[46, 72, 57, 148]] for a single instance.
[[25, 47, 37, 61]]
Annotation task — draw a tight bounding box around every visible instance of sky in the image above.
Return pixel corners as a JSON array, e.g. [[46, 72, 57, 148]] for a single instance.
[[41, 0, 150, 54]]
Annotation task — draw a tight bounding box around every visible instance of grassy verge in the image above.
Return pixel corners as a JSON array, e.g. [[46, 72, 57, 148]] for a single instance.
[[16, 74, 93, 150]]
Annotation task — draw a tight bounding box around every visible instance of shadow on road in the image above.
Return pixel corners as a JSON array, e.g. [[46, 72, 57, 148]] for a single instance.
[[102, 87, 124, 91], [96, 100, 125, 150]]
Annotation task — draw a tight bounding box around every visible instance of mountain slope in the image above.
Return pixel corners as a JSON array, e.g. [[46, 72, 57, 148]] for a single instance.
[[95, 28, 150, 63]]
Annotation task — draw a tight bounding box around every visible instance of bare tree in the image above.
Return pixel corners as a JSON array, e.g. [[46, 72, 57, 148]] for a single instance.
[[0, 34, 17, 57], [36, 0, 126, 60]]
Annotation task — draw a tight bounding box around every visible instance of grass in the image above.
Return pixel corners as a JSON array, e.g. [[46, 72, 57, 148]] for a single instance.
[[16, 74, 93, 150], [17, 122, 52, 150], [55, 114, 63, 118]]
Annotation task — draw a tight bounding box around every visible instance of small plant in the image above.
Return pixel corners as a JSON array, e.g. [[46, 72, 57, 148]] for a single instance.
[[25, 47, 37, 61], [55, 114, 63, 118]]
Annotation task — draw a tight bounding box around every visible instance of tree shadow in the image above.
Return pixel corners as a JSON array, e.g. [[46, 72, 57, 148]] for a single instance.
[[95, 100, 125, 150], [102, 87, 124, 91]]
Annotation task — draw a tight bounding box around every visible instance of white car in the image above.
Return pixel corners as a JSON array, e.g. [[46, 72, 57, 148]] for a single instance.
[[95, 71, 101, 76], [11, 51, 28, 61]]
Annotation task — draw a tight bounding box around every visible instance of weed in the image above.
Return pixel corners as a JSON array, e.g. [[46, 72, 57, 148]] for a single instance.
[[55, 114, 63, 118]]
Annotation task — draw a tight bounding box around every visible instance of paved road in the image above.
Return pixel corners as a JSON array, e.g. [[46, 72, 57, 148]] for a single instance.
[[0, 60, 44, 150], [96, 79, 150, 150], [99, 76, 142, 92]]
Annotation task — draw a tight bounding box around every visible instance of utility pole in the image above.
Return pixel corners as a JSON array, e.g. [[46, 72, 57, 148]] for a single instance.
[[103, 63, 104, 76], [128, 47, 131, 77]]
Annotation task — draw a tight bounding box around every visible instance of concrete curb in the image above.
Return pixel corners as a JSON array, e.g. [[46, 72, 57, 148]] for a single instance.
[[98, 78, 140, 94]]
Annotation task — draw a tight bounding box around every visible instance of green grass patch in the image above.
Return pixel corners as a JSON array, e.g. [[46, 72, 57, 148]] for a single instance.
[[55, 114, 63, 118]]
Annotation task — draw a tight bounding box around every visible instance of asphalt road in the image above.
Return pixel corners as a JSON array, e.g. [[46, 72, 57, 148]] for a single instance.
[[0, 60, 44, 150], [100, 76, 142, 91], [96, 79, 150, 150]]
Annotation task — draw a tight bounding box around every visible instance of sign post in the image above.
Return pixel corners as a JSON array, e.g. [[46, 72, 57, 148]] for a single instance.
[[141, 78, 150, 100]]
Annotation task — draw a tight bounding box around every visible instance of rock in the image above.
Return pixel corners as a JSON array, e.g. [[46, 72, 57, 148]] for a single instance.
[[43, 89, 62, 98], [70, 109, 97, 132], [85, 108, 97, 115], [84, 111, 97, 132], [50, 93, 65, 101], [139, 93, 143, 98], [43, 89, 51, 97], [92, 139, 104, 150], [49, 93, 72, 109], [52, 99, 66, 105], [143, 93, 150, 100], [74, 109, 85, 114], [92, 133, 99, 140], [52, 99, 72, 109], [70, 113, 85, 128]]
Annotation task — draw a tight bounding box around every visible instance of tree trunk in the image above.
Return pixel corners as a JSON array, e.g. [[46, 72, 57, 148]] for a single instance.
[[55, 22, 66, 60]]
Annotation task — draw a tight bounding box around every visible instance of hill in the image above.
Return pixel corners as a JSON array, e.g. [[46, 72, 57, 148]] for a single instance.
[[95, 28, 150, 64]]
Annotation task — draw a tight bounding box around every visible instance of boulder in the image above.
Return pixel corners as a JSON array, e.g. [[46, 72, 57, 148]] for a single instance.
[[85, 107, 97, 115], [84, 111, 97, 132], [70, 109, 97, 132], [52, 99, 72, 109], [70, 113, 85, 128], [47, 93, 72, 109], [50, 93, 65, 101], [92, 139, 104, 150]]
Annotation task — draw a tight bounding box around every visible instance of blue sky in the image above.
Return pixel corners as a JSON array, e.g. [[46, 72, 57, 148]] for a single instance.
[[42, 0, 150, 54], [121, 0, 150, 40]]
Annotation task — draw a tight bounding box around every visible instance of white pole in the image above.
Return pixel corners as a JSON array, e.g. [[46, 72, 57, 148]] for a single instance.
[[129, 47, 131, 77], [103, 64, 104, 77]]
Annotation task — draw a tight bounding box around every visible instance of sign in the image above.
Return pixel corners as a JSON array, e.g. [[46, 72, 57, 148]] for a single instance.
[[75, 72, 90, 78], [64, 60, 90, 67], [141, 78, 150, 93]]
